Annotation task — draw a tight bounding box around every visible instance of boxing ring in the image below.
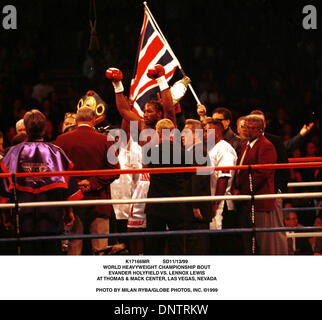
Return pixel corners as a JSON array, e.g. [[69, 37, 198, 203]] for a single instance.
[[0, 157, 321, 253]]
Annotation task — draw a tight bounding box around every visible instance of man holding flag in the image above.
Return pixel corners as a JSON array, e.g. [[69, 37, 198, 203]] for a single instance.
[[105, 3, 194, 133]]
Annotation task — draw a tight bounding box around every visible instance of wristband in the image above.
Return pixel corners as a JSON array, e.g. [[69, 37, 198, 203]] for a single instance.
[[156, 76, 169, 91], [112, 81, 124, 94]]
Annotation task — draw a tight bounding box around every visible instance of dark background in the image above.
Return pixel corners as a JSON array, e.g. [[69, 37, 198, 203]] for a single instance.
[[0, 0, 321, 147]]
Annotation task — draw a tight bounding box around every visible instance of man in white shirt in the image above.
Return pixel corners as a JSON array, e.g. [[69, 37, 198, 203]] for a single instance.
[[31, 72, 55, 104], [204, 119, 242, 254], [111, 135, 150, 255]]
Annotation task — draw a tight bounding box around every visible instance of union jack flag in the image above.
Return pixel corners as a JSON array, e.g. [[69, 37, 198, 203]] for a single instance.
[[129, 8, 179, 117]]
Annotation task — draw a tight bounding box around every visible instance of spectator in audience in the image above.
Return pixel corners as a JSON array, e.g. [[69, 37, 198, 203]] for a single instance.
[[31, 72, 55, 104], [16, 119, 26, 135], [283, 203, 313, 255], [267, 107, 291, 137], [289, 148, 303, 183], [236, 116, 248, 141], [283, 122, 315, 155], [303, 141, 320, 178], [4, 120, 28, 151], [281, 122, 293, 142], [310, 214, 322, 255]]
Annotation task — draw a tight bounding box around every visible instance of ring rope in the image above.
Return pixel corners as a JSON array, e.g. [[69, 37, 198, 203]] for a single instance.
[[286, 232, 322, 239], [248, 165, 256, 254], [0, 192, 322, 210], [0, 161, 321, 179], [287, 182, 322, 188], [289, 157, 322, 163], [0, 227, 322, 244], [282, 207, 322, 212], [0, 158, 320, 249]]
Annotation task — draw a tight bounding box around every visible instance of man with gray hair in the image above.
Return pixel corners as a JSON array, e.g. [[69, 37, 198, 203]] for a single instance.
[[155, 118, 176, 137], [250, 109, 290, 255], [55, 107, 120, 255], [234, 114, 283, 255], [144, 119, 189, 255], [15, 119, 26, 135]]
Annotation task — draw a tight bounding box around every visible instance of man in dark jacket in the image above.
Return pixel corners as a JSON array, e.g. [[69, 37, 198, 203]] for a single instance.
[[197, 105, 243, 155], [181, 119, 213, 255], [212, 107, 243, 155], [144, 119, 189, 255]]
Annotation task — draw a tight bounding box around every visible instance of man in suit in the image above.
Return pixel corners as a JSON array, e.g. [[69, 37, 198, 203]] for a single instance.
[[250, 110, 291, 255], [182, 119, 213, 255], [144, 119, 189, 255], [234, 114, 284, 255], [250, 110, 290, 193], [55, 107, 120, 255]]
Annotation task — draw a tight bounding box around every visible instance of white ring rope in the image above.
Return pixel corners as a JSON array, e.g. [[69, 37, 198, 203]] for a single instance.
[[286, 232, 322, 239], [287, 181, 322, 188], [1, 192, 322, 210]]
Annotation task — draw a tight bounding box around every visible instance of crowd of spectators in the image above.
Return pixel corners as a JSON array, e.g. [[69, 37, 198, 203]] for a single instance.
[[1, 2, 320, 143]]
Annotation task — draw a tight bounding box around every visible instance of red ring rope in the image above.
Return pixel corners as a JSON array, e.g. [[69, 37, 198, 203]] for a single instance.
[[0, 161, 321, 179], [289, 157, 322, 163]]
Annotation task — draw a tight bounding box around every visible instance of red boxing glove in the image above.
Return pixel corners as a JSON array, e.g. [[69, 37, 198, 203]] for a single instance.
[[105, 68, 123, 82], [147, 64, 165, 79]]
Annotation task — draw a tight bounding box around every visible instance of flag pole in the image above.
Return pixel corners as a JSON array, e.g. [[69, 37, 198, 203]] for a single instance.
[[143, 2, 202, 105]]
